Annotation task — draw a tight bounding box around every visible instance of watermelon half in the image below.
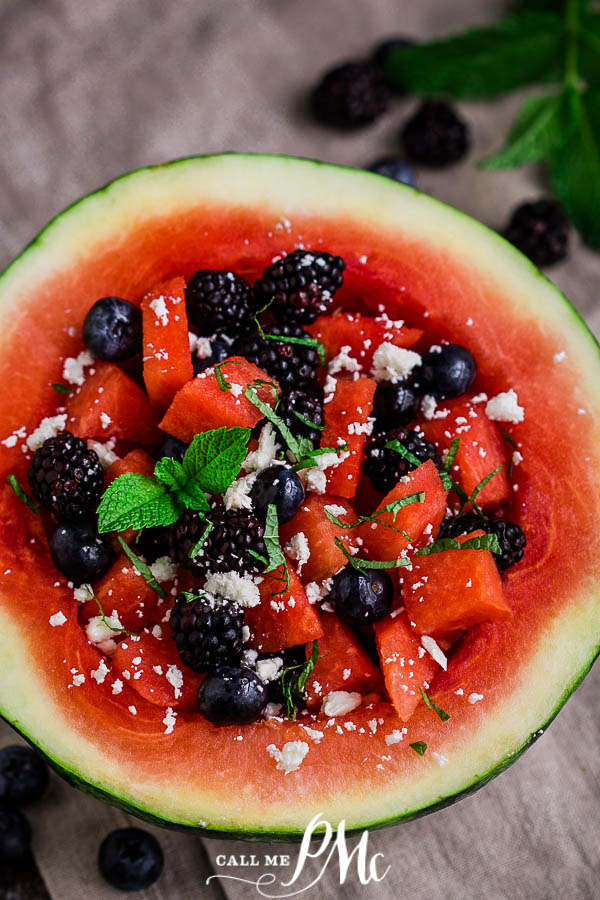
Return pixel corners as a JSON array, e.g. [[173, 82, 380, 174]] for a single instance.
[[0, 154, 598, 838]]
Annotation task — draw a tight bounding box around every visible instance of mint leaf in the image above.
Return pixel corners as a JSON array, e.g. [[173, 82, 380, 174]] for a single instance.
[[324, 491, 423, 538], [419, 688, 450, 722], [245, 386, 308, 460], [52, 382, 76, 395], [7, 474, 40, 514], [482, 92, 569, 170], [85, 585, 139, 638], [549, 88, 600, 249], [467, 465, 503, 517], [263, 504, 287, 574], [154, 457, 187, 491], [443, 437, 460, 473], [334, 536, 411, 571], [385, 13, 565, 98], [281, 639, 319, 720], [385, 439, 422, 469], [117, 536, 167, 599], [182, 426, 250, 495], [97, 473, 181, 533], [178, 480, 210, 513], [410, 741, 428, 756], [213, 359, 243, 392], [416, 532, 502, 556], [293, 410, 325, 431]]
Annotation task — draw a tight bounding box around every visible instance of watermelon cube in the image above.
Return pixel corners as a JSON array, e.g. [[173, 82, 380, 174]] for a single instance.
[[142, 276, 194, 411], [105, 448, 155, 487], [308, 311, 422, 372], [374, 611, 439, 721], [357, 460, 447, 561], [67, 363, 160, 444], [81, 553, 163, 632], [418, 395, 511, 510], [159, 356, 278, 441], [279, 493, 353, 585], [111, 630, 204, 711], [304, 613, 384, 709], [244, 566, 323, 653], [403, 531, 511, 639], [321, 377, 376, 498]]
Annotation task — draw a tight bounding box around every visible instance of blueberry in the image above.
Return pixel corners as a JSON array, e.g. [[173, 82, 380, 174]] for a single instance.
[[98, 827, 163, 892], [192, 334, 232, 375], [198, 666, 267, 725], [82, 297, 142, 362], [330, 565, 394, 625], [0, 808, 32, 863], [0, 746, 48, 807], [159, 433, 188, 463], [368, 157, 417, 188], [249, 466, 305, 524], [418, 344, 476, 398], [50, 520, 114, 583], [372, 381, 419, 426]]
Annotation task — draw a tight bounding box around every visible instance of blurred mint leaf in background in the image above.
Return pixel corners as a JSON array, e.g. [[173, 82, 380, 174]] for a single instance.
[[385, 0, 600, 249]]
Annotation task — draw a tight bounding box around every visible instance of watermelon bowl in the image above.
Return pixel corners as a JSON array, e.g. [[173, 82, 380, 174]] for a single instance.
[[0, 152, 599, 841]]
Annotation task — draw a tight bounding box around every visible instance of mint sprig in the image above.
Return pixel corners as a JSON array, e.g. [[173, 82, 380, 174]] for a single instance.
[[385, 0, 600, 249], [7, 474, 40, 514], [415, 532, 502, 557], [281, 639, 319, 720], [324, 491, 424, 538], [97, 426, 250, 533], [334, 536, 411, 571], [466, 465, 503, 518]]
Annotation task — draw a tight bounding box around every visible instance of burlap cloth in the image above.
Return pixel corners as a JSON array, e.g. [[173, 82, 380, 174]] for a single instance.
[[1, 1, 599, 897]]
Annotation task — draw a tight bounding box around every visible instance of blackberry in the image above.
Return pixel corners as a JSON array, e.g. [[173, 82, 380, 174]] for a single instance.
[[233, 322, 320, 391], [170, 593, 244, 672], [311, 61, 390, 129], [363, 427, 441, 494], [168, 508, 266, 578], [442, 514, 526, 572], [185, 270, 253, 337], [99, 828, 163, 892], [253, 249, 345, 324], [502, 199, 569, 267], [28, 431, 104, 521], [402, 100, 469, 167], [277, 389, 324, 446]]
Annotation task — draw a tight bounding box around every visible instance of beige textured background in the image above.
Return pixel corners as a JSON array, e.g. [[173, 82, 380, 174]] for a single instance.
[[1, 1, 599, 898]]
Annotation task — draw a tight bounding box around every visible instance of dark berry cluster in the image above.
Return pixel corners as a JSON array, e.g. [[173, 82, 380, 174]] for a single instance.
[[442, 514, 526, 572], [170, 593, 245, 672], [28, 431, 104, 521], [363, 427, 441, 494], [254, 250, 345, 324], [168, 508, 266, 578], [186, 269, 254, 337], [234, 321, 320, 391]]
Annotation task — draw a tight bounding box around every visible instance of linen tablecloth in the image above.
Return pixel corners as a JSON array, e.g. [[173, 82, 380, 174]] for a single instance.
[[1, 1, 599, 898]]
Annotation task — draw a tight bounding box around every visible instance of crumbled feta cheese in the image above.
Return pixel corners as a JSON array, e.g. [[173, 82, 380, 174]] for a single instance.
[[301, 726, 324, 743], [322, 691, 362, 717], [266, 740, 309, 774], [203, 571, 260, 608], [91, 658, 110, 684], [343, 668, 351, 681], [328, 345, 361, 376], [385, 730, 404, 746], [128, 705, 138, 716], [87, 438, 119, 469], [485, 389, 524, 424], [189, 332, 212, 357], [432, 752, 449, 767], [150, 556, 178, 582], [468, 692, 484, 704], [421, 635, 448, 670], [304, 469, 327, 494], [255, 657, 284, 683], [85, 613, 122, 645], [372, 343, 421, 383], [264, 702, 283, 719], [242, 648, 259, 667], [512, 450, 523, 467], [420, 395, 437, 420], [553, 350, 567, 363], [100, 412, 112, 430], [305, 578, 333, 605], [49, 611, 67, 627], [62, 350, 94, 386], [111, 679, 123, 695], [149, 296, 169, 326], [284, 532, 310, 574], [26, 415, 68, 451], [243, 424, 282, 473], [224, 472, 257, 511], [163, 707, 177, 734], [165, 664, 184, 699]]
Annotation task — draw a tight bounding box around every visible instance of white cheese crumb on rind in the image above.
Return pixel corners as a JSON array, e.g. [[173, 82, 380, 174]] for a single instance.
[[91, 658, 110, 684], [322, 690, 362, 717], [485, 389, 524, 424], [385, 730, 404, 746], [371, 343, 421, 383], [433, 752, 449, 767], [266, 740, 309, 774], [49, 611, 67, 627]]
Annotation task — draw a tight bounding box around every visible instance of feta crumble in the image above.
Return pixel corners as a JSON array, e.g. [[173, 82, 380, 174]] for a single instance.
[[372, 343, 421, 383], [266, 740, 309, 774], [322, 691, 362, 717], [203, 571, 261, 608], [150, 556, 178, 582], [163, 707, 177, 734], [62, 350, 94, 386], [49, 611, 67, 627], [421, 635, 448, 671], [26, 415, 68, 452], [284, 532, 310, 574], [485, 389, 524, 424], [224, 472, 257, 511], [243, 424, 282, 473]]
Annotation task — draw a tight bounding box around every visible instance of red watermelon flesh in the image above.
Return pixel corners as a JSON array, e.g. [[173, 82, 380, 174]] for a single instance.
[[244, 566, 323, 653], [304, 613, 385, 709], [321, 377, 376, 498], [142, 276, 194, 411], [307, 311, 422, 371], [105, 448, 155, 486], [159, 357, 278, 441], [418, 395, 511, 510], [374, 611, 440, 722], [402, 531, 511, 639], [279, 494, 353, 585], [358, 460, 448, 560], [81, 553, 163, 633], [67, 363, 160, 444], [112, 630, 204, 711]]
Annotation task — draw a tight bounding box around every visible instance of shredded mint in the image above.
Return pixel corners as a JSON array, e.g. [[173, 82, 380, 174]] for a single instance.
[[117, 536, 166, 599], [188, 518, 213, 559], [281, 639, 319, 720], [385, 439, 422, 469], [293, 443, 349, 472], [293, 410, 326, 431], [416, 532, 502, 556], [85, 585, 138, 638], [51, 382, 76, 395], [324, 491, 424, 539], [410, 741, 428, 756], [384, 1, 600, 249], [467, 465, 503, 517], [213, 359, 242, 392], [245, 386, 315, 461], [419, 687, 451, 722], [503, 431, 518, 478], [253, 298, 327, 366], [334, 536, 411, 571], [7, 474, 40, 514], [444, 437, 460, 473]]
